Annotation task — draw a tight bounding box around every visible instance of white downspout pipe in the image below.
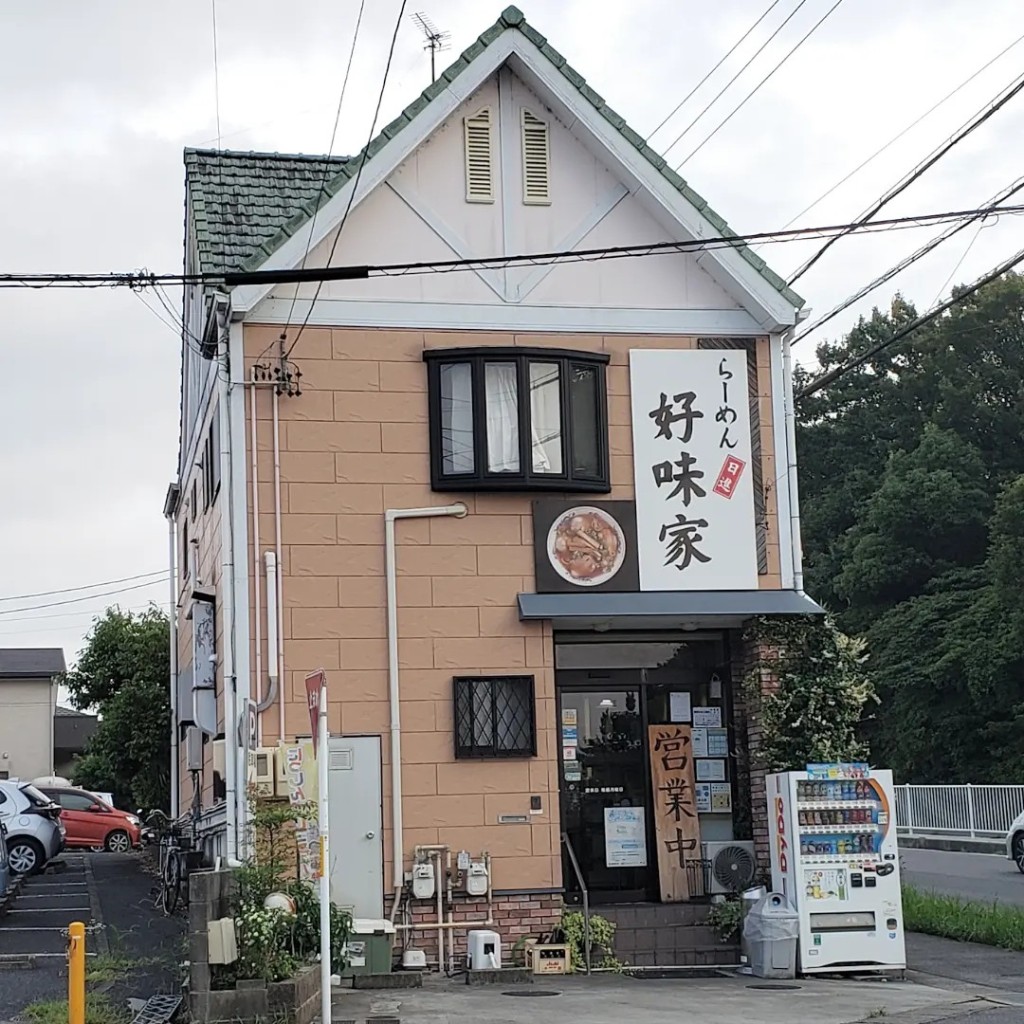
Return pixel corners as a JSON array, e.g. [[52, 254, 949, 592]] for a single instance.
[[167, 512, 179, 818], [386, 503, 468, 919], [264, 551, 280, 717], [782, 324, 805, 593], [218, 314, 243, 867]]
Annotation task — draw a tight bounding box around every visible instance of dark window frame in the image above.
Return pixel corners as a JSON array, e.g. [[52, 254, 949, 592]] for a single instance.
[[423, 347, 611, 493], [453, 675, 537, 759]]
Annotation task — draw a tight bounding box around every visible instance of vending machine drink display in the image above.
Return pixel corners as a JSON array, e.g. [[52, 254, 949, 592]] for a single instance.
[[766, 765, 906, 974]]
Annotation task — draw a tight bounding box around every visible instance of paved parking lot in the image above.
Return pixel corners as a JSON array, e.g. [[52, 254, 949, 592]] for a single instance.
[[0, 851, 184, 1022]]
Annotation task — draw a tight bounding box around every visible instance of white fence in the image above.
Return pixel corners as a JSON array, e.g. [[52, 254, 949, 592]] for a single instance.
[[895, 784, 1024, 838]]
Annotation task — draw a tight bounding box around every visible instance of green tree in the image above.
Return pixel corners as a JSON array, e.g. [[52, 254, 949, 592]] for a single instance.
[[60, 608, 170, 810]]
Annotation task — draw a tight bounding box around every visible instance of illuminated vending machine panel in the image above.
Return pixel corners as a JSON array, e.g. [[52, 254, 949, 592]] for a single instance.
[[767, 766, 906, 974]]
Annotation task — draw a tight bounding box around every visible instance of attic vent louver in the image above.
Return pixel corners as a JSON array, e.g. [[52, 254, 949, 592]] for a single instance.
[[521, 110, 550, 205], [464, 108, 494, 203]]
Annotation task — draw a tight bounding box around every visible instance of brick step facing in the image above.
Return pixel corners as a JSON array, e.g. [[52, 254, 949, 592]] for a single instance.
[[593, 904, 740, 968]]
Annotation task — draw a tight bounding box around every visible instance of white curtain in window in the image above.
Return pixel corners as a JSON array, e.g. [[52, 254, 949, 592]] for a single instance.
[[440, 363, 474, 474], [529, 362, 562, 473], [485, 362, 520, 472]]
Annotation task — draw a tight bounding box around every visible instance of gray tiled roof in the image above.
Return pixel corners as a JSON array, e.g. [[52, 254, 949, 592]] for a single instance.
[[0, 648, 66, 678], [185, 5, 803, 308], [55, 706, 94, 719], [185, 150, 351, 273]]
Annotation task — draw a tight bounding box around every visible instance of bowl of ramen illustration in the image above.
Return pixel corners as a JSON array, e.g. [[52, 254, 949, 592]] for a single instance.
[[547, 507, 626, 587]]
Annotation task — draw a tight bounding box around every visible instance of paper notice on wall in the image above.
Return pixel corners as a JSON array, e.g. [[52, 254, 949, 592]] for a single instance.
[[692, 727, 709, 758], [604, 806, 647, 867], [562, 745, 577, 761], [562, 708, 578, 726], [710, 782, 732, 812], [707, 728, 729, 757], [694, 782, 712, 813], [564, 761, 582, 782], [669, 691, 692, 723], [692, 706, 722, 728], [695, 758, 726, 782]]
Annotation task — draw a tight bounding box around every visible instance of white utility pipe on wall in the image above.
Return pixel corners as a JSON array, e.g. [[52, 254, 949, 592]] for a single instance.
[[249, 377, 263, 740], [273, 390, 285, 740], [781, 325, 804, 592], [385, 503, 468, 916], [167, 513, 179, 818]]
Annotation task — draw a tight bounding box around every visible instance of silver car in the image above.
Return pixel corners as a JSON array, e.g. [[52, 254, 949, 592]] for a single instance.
[[0, 780, 64, 875]]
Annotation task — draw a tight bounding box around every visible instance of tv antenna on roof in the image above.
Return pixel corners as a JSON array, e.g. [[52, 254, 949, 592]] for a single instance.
[[411, 12, 450, 83]]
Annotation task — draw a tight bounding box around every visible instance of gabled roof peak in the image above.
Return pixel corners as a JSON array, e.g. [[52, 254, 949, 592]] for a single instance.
[[184, 5, 802, 308]]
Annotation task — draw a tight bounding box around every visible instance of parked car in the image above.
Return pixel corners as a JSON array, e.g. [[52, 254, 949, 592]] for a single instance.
[[38, 787, 141, 853], [0, 822, 10, 895], [1006, 810, 1024, 872], [0, 780, 64, 875]]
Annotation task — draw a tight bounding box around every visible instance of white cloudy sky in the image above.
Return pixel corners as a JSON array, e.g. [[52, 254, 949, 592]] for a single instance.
[[2, 0, 1022, 673]]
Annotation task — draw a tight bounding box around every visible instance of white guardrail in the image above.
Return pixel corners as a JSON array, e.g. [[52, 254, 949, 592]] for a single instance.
[[895, 784, 1024, 838]]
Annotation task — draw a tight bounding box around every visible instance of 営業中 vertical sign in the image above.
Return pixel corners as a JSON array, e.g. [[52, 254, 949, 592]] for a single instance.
[[629, 349, 757, 591], [648, 725, 702, 901]]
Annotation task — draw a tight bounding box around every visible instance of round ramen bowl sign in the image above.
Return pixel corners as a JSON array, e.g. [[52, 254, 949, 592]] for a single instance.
[[546, 506, 627, 587]]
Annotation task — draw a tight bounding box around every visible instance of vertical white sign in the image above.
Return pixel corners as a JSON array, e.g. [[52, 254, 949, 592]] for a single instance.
[[629, 349, 757, 590]]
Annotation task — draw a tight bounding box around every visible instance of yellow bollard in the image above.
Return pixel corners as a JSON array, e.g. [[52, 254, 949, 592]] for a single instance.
[[68, 921, 86, 1024]]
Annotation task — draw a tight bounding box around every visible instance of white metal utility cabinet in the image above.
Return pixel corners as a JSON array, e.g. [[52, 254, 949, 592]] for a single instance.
[[766, 765, 906, 974]]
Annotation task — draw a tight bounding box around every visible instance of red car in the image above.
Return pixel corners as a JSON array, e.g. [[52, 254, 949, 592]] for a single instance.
[[39, 788, 141, 852]]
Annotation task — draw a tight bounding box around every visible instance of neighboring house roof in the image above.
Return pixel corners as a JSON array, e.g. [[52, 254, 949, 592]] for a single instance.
[[185, 150, 350, 273], [54, 707, 98, 753], [54, 706, 93, 718], [0, 648, 66, 679], [184, 4, 803, 309]]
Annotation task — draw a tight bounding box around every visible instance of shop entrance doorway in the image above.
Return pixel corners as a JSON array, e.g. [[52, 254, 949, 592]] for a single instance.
[[557, 634, 733, 905]]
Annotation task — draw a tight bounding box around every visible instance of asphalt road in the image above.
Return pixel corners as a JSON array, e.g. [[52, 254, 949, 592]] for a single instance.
[[902, 847, 1024, 906]]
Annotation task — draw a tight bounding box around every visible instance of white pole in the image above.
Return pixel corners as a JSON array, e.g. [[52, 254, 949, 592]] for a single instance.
[[318, 679, 330, 1024]]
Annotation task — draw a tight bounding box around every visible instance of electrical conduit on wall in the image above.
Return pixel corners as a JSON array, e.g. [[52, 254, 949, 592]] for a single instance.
[[385, 503, 468, 920]]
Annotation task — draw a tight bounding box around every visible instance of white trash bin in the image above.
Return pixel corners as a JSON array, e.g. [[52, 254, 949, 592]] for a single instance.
[[743, 892, 799, 979]]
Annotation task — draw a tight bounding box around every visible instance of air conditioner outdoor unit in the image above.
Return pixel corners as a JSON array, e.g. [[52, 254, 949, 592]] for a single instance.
[[249, 747, 277, 797], [702, 841, 757, 895]]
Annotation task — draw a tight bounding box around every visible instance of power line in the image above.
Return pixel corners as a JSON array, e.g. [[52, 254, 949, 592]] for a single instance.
[[660, 0, 812, 159], [792, 178, 1024, 344], [646, 0, 785, 142], [284, 0, 409, 360], [0, 578, 167, 617], [795, 246, 1024, 399], [676, 0, 846, 169], [788, 69, 1024, 285], [280, 0, 369, 339], [930, 219, 988, 306], [0, 571, 166, 603], [3, 203, 1022, 291], [772, 31, 1024, 236], [0, 600, 172, 626]]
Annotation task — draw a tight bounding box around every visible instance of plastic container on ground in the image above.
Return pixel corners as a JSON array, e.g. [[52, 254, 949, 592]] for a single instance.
[[341, 918, 396, 977], [743, 892, 799, 980], [739, 885, 767, 966]]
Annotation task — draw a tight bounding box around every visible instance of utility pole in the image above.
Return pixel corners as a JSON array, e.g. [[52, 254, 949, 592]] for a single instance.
[[411, 12, 450, 83]]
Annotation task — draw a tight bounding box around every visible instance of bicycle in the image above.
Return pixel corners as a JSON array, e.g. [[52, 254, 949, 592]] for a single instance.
[[155, 771, 203, 915]]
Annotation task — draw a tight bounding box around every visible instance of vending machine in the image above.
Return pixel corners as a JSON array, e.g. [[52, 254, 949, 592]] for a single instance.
[[766, 765, 905, 974]]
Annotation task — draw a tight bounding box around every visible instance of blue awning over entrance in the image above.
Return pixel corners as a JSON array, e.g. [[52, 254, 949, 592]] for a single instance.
[[517, 589, 825, 629]]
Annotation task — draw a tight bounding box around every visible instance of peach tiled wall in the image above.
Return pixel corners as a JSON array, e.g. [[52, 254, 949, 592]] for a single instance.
[[241, 326, 782, 893]]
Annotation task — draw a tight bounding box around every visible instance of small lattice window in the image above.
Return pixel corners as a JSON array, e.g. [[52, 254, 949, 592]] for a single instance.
[[454, 676, 536, 758], [521, 109, 550, 205], [464, 107, 494, 203]]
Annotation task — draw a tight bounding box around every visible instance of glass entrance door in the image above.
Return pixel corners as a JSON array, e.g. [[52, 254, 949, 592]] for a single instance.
[[559, 679, 655, 903]]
